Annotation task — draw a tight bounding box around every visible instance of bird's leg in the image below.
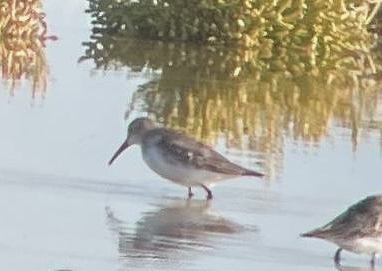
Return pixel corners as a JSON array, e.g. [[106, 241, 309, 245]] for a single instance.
[[334, 248, 342, 265], [201, 184, 213, 200], [371, 252, 377, 267], [188, 187, 194, 199]]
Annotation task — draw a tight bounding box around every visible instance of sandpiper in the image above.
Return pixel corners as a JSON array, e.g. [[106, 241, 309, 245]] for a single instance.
[[301, 195, 382, 266], [108, 117, 264, 199]]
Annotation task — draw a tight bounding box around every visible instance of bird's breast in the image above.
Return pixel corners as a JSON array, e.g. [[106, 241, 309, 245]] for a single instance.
[[141, 145, 224, 186]]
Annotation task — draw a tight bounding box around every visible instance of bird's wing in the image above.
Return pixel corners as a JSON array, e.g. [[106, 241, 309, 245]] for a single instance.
[[306, 196, 382, 239], [157, 129, 251, 176]]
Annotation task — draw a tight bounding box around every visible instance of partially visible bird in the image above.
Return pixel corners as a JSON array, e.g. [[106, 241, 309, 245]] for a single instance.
[[109, 117, 264, 199], [301, 195, 382, 266]]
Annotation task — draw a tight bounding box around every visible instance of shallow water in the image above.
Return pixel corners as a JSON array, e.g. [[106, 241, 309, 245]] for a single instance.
[[0, 1, 382, 271]]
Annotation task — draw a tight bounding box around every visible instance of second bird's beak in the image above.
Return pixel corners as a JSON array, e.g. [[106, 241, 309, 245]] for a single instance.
[[108, 137, 130, 165]]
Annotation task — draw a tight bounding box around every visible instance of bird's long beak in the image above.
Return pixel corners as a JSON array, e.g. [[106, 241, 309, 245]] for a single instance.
[[108, 137, 130, 165]]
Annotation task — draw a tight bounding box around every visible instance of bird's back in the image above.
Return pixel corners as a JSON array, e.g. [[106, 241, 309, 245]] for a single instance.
[[302, 195, 382, 240], [142, 128, 263, 178]]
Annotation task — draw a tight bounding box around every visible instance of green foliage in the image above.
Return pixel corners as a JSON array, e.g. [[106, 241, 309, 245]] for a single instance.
[[87, 0, 379, 48], [82, 0, 382, 177]]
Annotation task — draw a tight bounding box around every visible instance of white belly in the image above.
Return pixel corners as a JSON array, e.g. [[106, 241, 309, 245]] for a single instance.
[[336, 237, 382, 255], [142, 146, 228, 187]]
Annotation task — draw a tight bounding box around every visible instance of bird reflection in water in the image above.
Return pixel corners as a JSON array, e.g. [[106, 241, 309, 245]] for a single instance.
[[105, 200, 248, 264]]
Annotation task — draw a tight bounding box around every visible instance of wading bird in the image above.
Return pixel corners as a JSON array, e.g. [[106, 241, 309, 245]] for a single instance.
[[109, 118, 264, 200], [301, 195, 382, 266]]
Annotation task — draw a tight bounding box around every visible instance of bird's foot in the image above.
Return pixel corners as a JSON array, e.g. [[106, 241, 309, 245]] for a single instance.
[[201, 184, 213, 200], [371, 252, 378, 267], [188, 187, 194, 199], [334, 248, 342, 265]]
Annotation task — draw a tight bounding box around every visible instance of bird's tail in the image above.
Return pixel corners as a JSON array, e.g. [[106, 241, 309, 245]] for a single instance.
[[243, 169, 265, 177], [300, 228, 326, 238]]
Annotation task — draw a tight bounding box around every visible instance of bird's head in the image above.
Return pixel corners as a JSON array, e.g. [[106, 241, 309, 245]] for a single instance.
[[108, 117, 156, 165]]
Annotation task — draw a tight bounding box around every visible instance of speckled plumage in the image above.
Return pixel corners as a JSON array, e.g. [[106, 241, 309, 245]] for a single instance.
[[109, 118, 264, 199]]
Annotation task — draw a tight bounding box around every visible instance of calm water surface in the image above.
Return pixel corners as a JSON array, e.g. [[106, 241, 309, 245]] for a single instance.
[[0, 1, 381, 271]]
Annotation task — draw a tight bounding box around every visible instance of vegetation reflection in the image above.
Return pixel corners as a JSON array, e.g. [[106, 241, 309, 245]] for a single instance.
[[82, 0, 382, 178], [0, 0, 55, 98]]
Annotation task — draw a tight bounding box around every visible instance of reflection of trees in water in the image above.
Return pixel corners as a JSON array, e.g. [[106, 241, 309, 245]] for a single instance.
[[0, 0, 55, 98], [82, 2, 382, 179], [127, 70, 381, 179], [105, 200, 245, 266]]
